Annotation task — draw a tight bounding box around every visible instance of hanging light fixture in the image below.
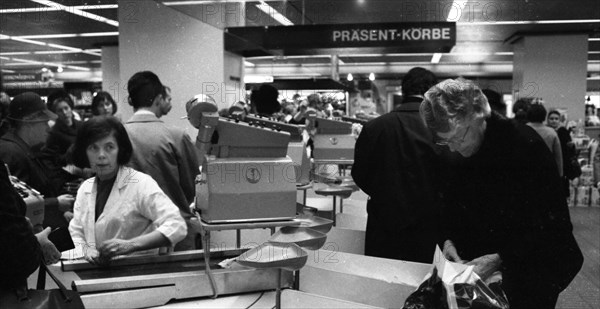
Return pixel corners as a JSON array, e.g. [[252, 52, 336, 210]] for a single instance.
[[369, 72, 375, 81], [347, 73, 353, 81]]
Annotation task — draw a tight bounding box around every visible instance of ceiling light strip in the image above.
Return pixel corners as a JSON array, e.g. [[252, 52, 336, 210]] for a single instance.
[[0, 56, 90, 71], [0, 34, 101, 57], [431, 53, 443, 63], [28, 0, 118, 27], [164, 0, 274, 6], [256, 1, 293, 26], [0, 49, 101, 56], [0, 4, 117, 14], [0, 32, 119, 40], [458, 19, 600, 26]]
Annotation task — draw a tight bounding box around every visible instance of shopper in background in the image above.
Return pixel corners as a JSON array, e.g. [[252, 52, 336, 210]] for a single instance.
[[124, 71, 199, 251], [527, 103, 563, 177], [352, 67, 441, 263], [91, 91, 118, 117], [548, 109, 577, 196], [45, 90, 82, 165], [0, 92, 74, 229], [420, 78, 582, 309], [511, 97, 532, 125], [251, 84, 281, 118], [42, 91, 84, 222], [0, 92, 10, 138], [481, 89, 506, 116], [69, 116, 186, 264], [290, 93, 326, 124], [584, 103, 600, 126], [159, 85, 173, 117]]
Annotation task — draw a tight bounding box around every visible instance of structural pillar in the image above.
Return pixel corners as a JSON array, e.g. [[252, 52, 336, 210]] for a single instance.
[[512, 34, 589, 122], [101, 45, 119, 103], [118, 0, 241, 134]]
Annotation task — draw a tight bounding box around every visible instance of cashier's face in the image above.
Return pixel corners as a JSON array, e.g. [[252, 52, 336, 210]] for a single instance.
[[87, 132, 119, 180]]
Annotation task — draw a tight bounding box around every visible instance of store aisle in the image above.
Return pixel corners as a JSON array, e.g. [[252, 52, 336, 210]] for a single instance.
[[557, 207, 600, 309]]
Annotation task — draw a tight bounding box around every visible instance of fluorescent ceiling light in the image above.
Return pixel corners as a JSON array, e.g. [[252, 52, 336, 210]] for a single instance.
[[0, 56, 90, 71], [0, 34, 101, 57], [431, 53, 443, 63], [0, 4, 117, 14], [1, 69, 16, 73], [0, 50, 101, 56], [459, 19, 600, 26], [256, 1, 293, 26], [29, 0, 118, 27], [446, 1, 468, 22], [590, 38, 600, 41], [244, 75, 274, 83], [0, 32, 118, 40], [165, 0, 248, 5]]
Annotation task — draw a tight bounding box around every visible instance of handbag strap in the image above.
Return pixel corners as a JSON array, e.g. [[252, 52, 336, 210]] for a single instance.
[[38, 259, 73, 303]]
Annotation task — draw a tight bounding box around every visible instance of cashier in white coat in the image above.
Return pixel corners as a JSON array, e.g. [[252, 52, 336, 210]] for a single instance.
[[68, 116, 186, 265]]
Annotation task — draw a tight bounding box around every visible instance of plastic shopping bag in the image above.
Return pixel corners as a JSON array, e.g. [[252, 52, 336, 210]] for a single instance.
[[403, 246, 509, 309]]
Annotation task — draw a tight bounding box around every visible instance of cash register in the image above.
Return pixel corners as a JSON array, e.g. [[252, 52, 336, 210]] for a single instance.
[[5, 164, 44, 231], [187, 95, 297, 223]]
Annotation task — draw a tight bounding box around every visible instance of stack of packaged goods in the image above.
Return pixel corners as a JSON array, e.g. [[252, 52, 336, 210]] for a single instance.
[[571, 136, 600, 207]]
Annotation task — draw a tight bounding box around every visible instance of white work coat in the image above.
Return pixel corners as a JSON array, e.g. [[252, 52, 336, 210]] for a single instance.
[[69, 166, 187, 256]]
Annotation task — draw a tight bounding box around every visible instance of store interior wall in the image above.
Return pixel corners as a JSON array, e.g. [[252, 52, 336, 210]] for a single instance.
[[513, 34, 589, 122], [101, 46, 120, 105], [118, 0, 226, 136]]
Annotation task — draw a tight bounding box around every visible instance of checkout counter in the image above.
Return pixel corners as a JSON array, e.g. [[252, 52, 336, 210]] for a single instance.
[[18, 95, 431, 309]]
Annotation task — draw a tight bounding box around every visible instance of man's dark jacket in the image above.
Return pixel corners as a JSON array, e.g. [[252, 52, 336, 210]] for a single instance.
[[0, 132, 66, 228], [0, 159, 41, 288], [352, 96, 442, 263]]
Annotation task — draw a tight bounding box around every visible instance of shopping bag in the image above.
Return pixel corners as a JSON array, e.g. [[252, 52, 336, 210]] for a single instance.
[[0, 263, 84, 309], [403, 246, 509, 309], [0, 288, 84, 309]]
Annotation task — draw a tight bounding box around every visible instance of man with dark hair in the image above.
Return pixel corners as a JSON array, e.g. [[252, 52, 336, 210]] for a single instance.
[[0, 91, 10, 137], [0, 92, 74, 229], [482, 89, 507, 116], [352, 67, 441, 263], [251, 84, 281, 117], [124, 71, 199, 251]]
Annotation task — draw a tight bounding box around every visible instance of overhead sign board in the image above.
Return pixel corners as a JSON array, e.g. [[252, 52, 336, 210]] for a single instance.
[[226, 22, 455, 56]]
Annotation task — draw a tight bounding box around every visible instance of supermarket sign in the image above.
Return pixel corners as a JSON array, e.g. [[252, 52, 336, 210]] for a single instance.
[[226, 22, 455, 56]]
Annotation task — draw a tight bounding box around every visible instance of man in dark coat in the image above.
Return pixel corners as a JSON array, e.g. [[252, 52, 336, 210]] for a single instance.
[[421, 78, 583, 309], [0, 92, 74, 228], [0, 158, 61, 292], [352, 67, 441, 263]]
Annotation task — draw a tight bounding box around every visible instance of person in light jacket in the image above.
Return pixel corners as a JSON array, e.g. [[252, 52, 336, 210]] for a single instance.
[[68, 116, 186, 265]]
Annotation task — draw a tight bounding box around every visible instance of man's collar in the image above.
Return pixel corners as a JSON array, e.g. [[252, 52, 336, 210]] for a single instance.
[[134, 109, 156, 116]]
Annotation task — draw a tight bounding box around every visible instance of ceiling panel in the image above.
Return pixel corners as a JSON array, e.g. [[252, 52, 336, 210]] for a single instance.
[[0, 0, 598, 80]]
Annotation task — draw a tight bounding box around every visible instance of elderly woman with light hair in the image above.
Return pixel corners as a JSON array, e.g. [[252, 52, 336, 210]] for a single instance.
[[420, 78, 582, 309]]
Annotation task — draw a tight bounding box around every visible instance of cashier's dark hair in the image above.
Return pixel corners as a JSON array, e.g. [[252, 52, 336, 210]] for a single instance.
[[127, 71, 164, 109], [72, 116, 133, 168]]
